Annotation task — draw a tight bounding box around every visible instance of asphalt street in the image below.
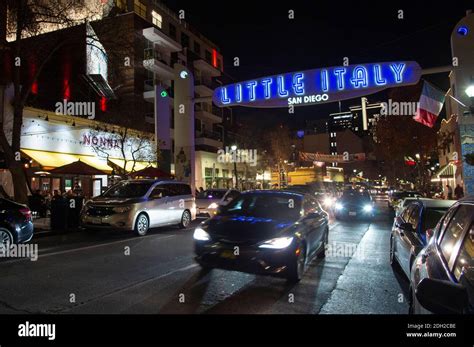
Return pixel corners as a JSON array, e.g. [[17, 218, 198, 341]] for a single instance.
[[0, 202, 409, 314]]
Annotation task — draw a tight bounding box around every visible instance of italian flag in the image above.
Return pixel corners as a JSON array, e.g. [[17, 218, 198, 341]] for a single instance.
[[413, 82, 446, 128]]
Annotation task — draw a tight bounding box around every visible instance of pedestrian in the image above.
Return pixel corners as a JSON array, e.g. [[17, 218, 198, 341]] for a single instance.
[[454, 184, 464, 200], [446, 184, 453, 200]]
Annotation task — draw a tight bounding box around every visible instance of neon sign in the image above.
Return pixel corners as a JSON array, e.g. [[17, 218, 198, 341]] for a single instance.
[[213, 61, 421, 108]]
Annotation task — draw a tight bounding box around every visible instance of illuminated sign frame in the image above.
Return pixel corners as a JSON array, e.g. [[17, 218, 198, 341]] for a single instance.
[[213, 61, 421, 108]]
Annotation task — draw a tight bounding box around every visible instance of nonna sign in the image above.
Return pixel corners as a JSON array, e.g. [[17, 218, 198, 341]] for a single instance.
[[213, 61, 421, 108]]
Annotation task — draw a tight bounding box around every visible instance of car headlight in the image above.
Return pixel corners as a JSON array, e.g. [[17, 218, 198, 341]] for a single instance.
[[363, 204, 373, 212], [323, 197, 334, 206], [193, 227, 210, 241], [113, 206, 131, 213], [335, 203, 344, 210], [207, 202, 219, 209], [258, 236, 294, 249]]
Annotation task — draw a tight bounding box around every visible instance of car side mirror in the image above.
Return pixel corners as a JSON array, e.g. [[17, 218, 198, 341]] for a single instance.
[[415, 278, 468, 314]]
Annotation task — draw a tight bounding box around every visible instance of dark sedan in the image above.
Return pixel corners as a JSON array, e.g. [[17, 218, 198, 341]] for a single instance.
[[334, 190, 375, 220], [409, 197, 474, 314], [193, 190, 329, 282], [0, 198, 34, 251], [390, 198, 456, 278]]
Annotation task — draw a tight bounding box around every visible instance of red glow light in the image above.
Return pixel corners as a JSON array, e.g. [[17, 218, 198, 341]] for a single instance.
[[100, 96, 107, 112], [212, 48, 218, 68]]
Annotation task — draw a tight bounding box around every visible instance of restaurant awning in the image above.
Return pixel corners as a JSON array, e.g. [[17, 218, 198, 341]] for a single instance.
[[22, 149, 111, 172], [433, 163, 456, 179], [49, 160, 107, 175]]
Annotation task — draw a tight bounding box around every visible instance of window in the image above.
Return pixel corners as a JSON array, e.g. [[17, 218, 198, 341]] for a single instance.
[[440, 205, 472, 262], [408, 205, 421, 230], [168, 23, 176, 40], [181, 32, 190, 48], [453, 223, 473, 281], [205, 50, 212, 63], [134, 0, 146, 18], [116, 0, 127, 10], [194, 41, 201, 55], [152, 10, 162, 28], [172, 184, 191, 196]]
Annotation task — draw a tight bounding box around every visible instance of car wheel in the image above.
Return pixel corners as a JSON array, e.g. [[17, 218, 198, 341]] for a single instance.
[[287, 243, 306, 283], [317, 228, 328, 259], [134, 213, 149, 236], [179, 210, 191, 229], [0, 228, 13, 253]]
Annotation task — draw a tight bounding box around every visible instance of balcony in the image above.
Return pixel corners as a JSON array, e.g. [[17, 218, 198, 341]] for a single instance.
[[142, 27, 182, 52], [195, 103, 221, 123], [195, 77, 215, 97], [193, 59, 221, 77], [143, 48, 174, 79], [196, 130, 223, 148]]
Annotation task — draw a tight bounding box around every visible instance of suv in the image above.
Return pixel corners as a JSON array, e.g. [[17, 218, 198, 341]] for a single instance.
[[409, 196, 474, 314], [81, 179, 196, 236]]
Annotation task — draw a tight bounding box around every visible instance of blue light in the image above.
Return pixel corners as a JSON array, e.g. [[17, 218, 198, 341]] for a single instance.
[[296, 130, 304, 138], [350, 66, 368, 88], [390, 63, 406, 83], [457, 26, 468, 36], [261, 78, 273, 99], [235, 84, 242, 102], [277, 75, 289, 97], [293, 73, 305, 95], [221, 87, 231, 104], [246, 81, 257, 101], [333, 68, 346, 90], [373, 64, 387, 86], [321, 69, 329, 92]]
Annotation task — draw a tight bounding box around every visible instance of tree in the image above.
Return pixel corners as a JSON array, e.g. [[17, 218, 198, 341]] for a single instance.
[[88, 126, 158, 179], [1, 0, 103, 203]]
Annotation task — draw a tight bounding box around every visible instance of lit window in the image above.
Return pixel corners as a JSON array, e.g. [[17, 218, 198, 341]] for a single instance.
[[134, 0, 146, 18], [152, 10, 162, 28], [116, 0, 127, 10]]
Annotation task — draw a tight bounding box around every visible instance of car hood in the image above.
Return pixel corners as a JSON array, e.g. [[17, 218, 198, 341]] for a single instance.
[[88, 197, 145, 205], [206, 214, 295, 244], [196, 198, 220, 208]]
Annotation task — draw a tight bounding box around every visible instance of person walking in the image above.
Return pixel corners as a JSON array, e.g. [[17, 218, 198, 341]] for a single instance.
[[454, 184, 464, 200], [446, 184, 453, 200]]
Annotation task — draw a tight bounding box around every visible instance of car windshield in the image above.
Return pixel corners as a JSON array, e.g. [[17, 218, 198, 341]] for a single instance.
[[423, 208, 449, 231], [220, 193, 302, 220], [102, 181, 153, 198], [341, 190, 370, 202], [197, 190, 226, 199]]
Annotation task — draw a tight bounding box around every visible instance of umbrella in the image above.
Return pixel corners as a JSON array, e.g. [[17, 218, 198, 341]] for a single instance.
[[49, 160, 107, 176], [131, 166, 173, 179]]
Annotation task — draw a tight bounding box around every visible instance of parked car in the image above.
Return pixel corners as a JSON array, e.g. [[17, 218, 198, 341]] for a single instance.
[[81, 179, 196, 236], [0, 198, 33, 250], [193, 190, 329, 282], [390, 198, 456, 278], [409, 196, 474, 314], [196, 189, 240, 217], [388, 191, 423, 210], [334, 189, 375, 220]]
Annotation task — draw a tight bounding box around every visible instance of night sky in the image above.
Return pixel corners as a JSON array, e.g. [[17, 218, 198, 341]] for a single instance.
[[162, 0, 474, 129]]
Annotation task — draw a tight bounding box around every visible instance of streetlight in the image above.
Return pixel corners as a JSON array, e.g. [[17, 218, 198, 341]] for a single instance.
[[231, 145, 238, 189], [415, 153, 420, 160]]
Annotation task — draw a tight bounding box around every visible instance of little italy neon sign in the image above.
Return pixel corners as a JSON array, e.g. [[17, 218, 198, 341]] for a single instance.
[[213, 61, 421, 108]]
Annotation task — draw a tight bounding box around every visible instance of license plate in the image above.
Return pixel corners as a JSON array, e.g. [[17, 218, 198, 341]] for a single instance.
[[220, 249, 236, 259], [349, 211, 357, 216], [90, 217, 102, 224]]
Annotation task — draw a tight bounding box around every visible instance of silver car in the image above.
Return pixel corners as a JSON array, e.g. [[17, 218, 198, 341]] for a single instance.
[[196, 189, 240, 216], [81, 179, 196, 236]]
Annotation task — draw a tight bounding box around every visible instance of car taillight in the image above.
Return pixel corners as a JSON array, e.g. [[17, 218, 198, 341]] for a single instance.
[[19, 208, 32, 221]]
